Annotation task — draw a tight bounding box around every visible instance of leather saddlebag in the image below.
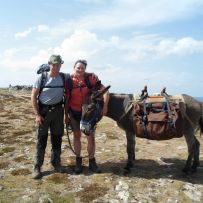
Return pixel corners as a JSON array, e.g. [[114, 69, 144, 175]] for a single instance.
[[133, 102, 183, 140]]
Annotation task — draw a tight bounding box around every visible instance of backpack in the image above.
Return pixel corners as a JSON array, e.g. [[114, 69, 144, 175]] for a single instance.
[[37, 64, 66, 100]]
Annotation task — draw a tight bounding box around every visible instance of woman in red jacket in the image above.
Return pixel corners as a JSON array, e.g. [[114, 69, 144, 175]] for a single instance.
[[65, 59, 109, 174]]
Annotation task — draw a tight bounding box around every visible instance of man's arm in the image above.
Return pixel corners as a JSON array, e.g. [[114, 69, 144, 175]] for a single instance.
[[31, 88, 40, 116], [85, 72, 98, 81], [31, 88, 44, 126]]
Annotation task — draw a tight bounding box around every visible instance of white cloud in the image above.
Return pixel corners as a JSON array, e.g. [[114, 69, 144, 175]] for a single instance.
[[123, 35, 203, 62], [1, 29, 203, 95], [77, 0, 203, 30], [37, 25, 49, 32], [0, 47, 51, 71], [15, 27, 34, 39], [54, 30, 106, 63], [14, 24, 50, 40], [162, 37, 203, 56], [14, 0, 202, 42], [12, 0, 203, 46], [3, 30, 203, 73]]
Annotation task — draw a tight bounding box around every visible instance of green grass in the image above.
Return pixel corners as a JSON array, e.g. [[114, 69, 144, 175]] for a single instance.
[[0, 162, 9, 169], [78, 183, 108, 202], [50, 193, 75, 203], [46, 173, 69, 184], [10, 168, 31, 176], [12, 129, 32, 137], [0, 146, 15, 155]]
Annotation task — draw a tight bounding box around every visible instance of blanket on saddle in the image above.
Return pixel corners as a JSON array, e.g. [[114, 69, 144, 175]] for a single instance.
[[133, 93, 184, 140]]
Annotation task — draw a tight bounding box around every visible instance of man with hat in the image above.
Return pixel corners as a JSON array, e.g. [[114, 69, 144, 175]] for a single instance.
[[31, 54, 65, 179]]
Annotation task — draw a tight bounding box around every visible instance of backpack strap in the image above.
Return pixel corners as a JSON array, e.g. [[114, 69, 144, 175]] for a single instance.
[[38, 72, 66, 100], [59, 72, 66, 87], [59, 72, 66, 104], [67, 74, 92, 97], [67, 75, 73, 97], [84, 74, 93, 89]]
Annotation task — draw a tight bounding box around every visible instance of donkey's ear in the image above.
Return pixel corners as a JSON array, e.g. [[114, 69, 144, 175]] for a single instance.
[[101, 85, 111, 94], [92, 85, 110, 100]]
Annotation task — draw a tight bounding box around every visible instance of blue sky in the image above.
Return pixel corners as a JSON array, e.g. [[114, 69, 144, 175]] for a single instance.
[[1, 0, 203, 96]]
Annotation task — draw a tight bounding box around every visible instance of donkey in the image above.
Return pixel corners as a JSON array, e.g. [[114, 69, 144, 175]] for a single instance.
[[80, 88, 203, 174]]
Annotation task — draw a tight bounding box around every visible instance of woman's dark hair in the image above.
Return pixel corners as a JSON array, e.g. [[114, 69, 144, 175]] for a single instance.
[[74, 59, 87, 68]]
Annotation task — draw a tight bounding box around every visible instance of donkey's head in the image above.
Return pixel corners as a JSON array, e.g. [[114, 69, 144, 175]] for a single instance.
[[80, 83, 110, 135]]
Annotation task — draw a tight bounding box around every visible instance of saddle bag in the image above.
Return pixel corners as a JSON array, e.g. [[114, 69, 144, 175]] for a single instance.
[[133, 98, 184, 140]]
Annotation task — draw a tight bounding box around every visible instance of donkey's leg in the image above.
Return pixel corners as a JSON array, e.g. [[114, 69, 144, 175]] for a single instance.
[[183, 129, 197, 173], [124, 131, 135, 170], [191, 137, 200, 170]]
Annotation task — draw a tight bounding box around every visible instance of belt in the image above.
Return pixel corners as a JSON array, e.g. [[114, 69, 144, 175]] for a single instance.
[[39, 100, 64, 110]]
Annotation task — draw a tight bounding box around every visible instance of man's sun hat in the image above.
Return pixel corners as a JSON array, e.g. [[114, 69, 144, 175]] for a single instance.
[[48, 55, 64, 64]]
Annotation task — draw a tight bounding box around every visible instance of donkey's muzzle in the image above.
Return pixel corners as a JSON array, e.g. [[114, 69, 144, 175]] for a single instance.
[[80, 122, 91, 136]]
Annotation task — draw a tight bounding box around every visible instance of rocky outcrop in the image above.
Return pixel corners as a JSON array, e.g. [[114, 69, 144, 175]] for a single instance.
[[9, 85, 32, 91]]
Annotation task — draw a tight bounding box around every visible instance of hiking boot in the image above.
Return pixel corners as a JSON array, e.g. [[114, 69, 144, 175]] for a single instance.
[[74, 157, 82, 174], [32, 165, 42, 179], [89, 158, 101, 173], [53, 165, 63, 173]]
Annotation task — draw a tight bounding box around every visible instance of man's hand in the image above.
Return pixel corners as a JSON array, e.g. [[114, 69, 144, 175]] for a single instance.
[[35, 114, 44, 126], [85, 72, 98, 81], [91, 73, 98, 80]]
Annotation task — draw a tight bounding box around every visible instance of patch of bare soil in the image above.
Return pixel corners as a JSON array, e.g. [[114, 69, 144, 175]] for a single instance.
[[0, 88, 203, 203]]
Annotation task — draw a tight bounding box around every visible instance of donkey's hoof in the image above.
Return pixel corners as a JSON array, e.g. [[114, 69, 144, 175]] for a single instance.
[[182, 167, 190, 174], [123, 162, 133, 170], [123, 168, 131, 175], [123, 165, 129, 170]]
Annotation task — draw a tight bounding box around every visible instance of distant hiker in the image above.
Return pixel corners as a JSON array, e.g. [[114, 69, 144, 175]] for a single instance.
[[31, 55, 66, 179]]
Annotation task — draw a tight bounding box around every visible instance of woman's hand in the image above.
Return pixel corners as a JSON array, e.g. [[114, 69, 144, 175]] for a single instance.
[[65, 114, 71, 125]]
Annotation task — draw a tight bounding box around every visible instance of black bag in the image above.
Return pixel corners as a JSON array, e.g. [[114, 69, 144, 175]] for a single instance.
[[37, 64, 50, 74]]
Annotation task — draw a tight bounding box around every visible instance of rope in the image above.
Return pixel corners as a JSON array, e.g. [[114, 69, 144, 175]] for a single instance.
[[118, 102, 134, 122], [65, 124, 89, 158]]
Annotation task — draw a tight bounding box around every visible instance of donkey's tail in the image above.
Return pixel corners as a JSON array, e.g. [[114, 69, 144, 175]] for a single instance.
[[199, 115, 203, 133], [199, 102, 203, 133]]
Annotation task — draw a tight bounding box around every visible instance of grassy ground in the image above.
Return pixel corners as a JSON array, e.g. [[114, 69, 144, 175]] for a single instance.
[[0, 88, 203, 203]]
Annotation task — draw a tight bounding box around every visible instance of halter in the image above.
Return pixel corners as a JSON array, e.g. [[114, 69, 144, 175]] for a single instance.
[[80, 102, 101, 134]]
